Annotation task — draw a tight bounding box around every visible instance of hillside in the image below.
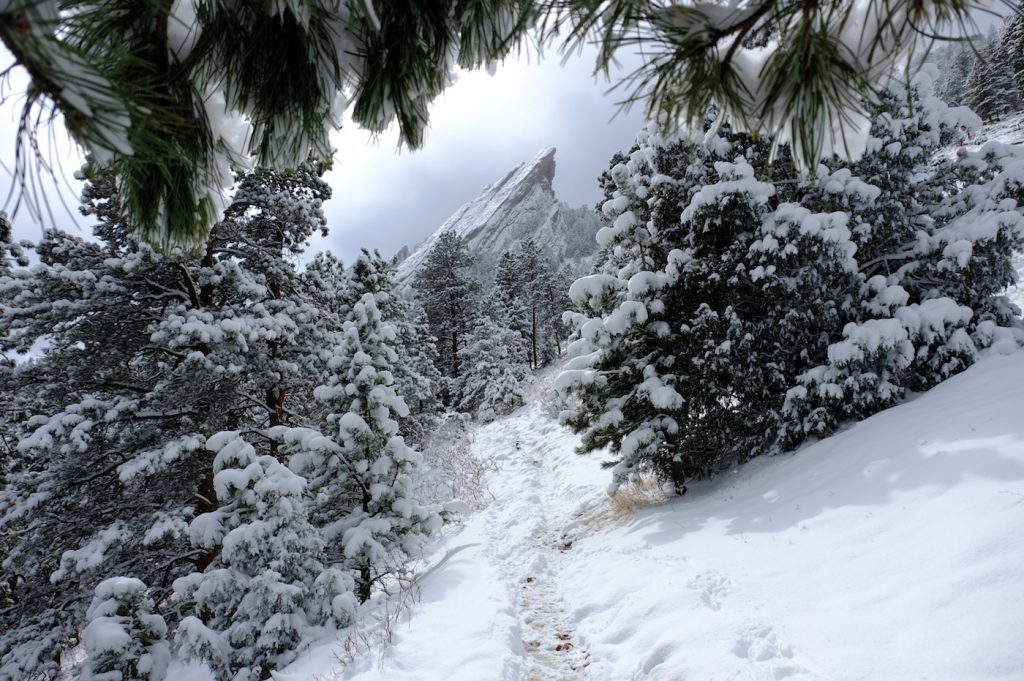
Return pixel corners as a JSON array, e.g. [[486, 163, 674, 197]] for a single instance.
[[267, 347, 1024, 681], [393, 148, 603, 285]]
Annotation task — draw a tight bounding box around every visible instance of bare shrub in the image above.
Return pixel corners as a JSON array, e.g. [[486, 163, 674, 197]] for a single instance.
[[561, 474, 671, 546], [416, 413, 496, 511]]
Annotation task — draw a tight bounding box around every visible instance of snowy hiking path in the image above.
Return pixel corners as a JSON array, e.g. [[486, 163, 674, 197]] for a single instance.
[[476, 402, 593, 680], [277, 378, 600, 681], [278, 352, 1024, 681]]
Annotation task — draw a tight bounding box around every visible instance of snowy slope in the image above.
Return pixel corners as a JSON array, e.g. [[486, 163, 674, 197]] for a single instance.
[[393, 148, 602, 284], [279, 350, 1024, 681]]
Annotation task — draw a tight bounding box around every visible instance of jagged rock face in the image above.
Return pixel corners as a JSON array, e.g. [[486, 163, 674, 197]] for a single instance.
[[394, 147, 602, 284]]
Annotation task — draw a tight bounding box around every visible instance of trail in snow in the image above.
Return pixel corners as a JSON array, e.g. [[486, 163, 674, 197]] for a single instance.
[[276, 374, 598, 681], [476, 399, 591, 679], [278, 352, 1024, 681]]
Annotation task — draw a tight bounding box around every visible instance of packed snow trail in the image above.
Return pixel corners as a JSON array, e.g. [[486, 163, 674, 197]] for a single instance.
[[276, 352, 1024, 681], [276, 375, 598, 681], [475, 400, 593, 679]]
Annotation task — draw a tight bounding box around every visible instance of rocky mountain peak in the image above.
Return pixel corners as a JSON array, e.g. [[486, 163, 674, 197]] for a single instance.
[[394, 147, 601, 286]]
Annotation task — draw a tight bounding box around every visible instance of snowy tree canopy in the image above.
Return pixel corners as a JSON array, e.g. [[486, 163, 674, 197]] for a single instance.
[[81, 577, 170, 681], [414, 231, 479, 400], [559, 70, 1024, 494], [174, 432, 353, 681], [2, 0, 991, 245], [0, 160, 356, 680]]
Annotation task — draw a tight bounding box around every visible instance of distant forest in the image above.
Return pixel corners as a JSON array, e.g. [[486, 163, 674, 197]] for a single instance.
[[932, 12, 1024, 121]]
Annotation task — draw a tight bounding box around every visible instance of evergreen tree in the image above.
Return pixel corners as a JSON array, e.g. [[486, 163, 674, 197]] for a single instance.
[[784, 72, 1024, 439], [560, 139, 859, 493], [303, 251, 350, 321], [967, 31, 1022, 122], [347, 250, 442, 442], [391, 302, 444, 443], [413, 231, 479, 402], [1001, 5, 1024, 95], [933, 44, 975, 107], [457, 316, 532, 422], [81, 578, 170, 681], [560, 72, 1024, 494], [280, 295, 440, 602], [174, 433, 352, 681], [492, 239, 569, 370], [0, 162, 336, 680], [491, 250, 532, 365]]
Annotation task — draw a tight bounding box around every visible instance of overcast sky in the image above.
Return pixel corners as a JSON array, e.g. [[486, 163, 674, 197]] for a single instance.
[[1, 45, 645, 263], [309, 47, 646, 263]]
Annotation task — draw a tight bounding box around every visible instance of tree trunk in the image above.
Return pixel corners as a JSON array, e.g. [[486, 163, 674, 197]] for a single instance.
[[530, 304, 538, 369]]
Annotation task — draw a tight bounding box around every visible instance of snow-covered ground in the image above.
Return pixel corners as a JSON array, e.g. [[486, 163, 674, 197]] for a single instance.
[[271, 350, 1024, 681]]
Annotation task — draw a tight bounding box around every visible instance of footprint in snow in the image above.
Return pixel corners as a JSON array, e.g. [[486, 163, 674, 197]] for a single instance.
[[687, 569, 731, 611], [733, 624, 825, 680]]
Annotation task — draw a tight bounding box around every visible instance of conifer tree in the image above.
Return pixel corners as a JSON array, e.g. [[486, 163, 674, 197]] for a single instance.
[[280, 295, 441, 602], [492, 239, 569, 369], [560, 72, 1024, 494], [303, 251, 350, 321], [174, 433, 352, 681], [347, 250, 442, 442], [491, 250, 532, 365], [458, 315, 532, 422], [414, 231, 479, 402], [1001, 5, 1024, 95], [967, 32, 1022, 122], [783, 72, 1024, 440], [81, 578, 170, 681], [0, 161, 336, 680], [560, 139, 859, 493], [933, 44, 975, 107]]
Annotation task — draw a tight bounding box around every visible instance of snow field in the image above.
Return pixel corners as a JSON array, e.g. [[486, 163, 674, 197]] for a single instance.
[[557, 352, 1024, 681]]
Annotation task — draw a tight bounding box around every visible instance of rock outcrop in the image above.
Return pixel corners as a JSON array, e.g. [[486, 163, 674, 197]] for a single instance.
[[394, 148, 602, 285]]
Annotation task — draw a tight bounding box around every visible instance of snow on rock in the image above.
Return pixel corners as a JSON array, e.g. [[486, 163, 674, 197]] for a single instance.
[[274, 354, 1024, 680], [394, 148, 602, 285]]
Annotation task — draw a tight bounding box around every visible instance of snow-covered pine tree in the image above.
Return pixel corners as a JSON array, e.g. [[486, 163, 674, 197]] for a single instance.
[[413, 231, 479, 402], [281, 294, 441, 602], [457, 313, 532, 422], [491, 249, 532, 366], [561, 69, 1023, 494], [0, 161, 336, 680], [1001, 5, 1024, 96], [212, 162, 335, 451], [967, 31, 1022, 122], [346, 250, 442, 443], [303, 251, 351, 321], [0, 213, 29, 275], [932, 43, 975, 107], [559, 128, 860, 493], [81, 577, 170, 681], [783, 70, 1024, 442], [520, 238, 563, 368], [0, 212, 28, 478], [392, 301, 444, 442], [174, 432, 353, 681], [0, 222, 214, 681], [491, 240, 571, 370]]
